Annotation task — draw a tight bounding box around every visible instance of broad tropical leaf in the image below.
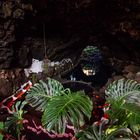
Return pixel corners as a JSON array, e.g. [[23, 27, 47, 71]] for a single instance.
[[105, 78, 140, 101], [26, 78, 65, 111], [42, 91, 92, 134], [105, 78, 140, 109], [105, 79, 140, 131]]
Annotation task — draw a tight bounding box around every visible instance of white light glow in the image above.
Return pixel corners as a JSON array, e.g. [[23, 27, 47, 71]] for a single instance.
[[82, 69, 96, 76]]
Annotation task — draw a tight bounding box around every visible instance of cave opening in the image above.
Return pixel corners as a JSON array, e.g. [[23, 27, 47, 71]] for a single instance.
[[62, 45, 113, 88]]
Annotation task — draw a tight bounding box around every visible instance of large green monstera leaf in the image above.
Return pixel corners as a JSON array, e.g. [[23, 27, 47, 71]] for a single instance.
[[105, 78, 140, 132], [26, 78, 92, 134]]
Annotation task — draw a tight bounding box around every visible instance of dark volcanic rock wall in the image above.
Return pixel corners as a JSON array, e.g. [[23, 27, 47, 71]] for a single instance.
[[0, 0, 140, 68], [0, 0, 33, 68]]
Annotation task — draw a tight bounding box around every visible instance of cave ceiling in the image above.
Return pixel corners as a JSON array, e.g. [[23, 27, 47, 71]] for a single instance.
[[0, 0, 140, 68]]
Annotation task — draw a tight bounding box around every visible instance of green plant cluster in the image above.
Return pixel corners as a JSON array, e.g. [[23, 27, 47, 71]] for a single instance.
[[26, 78, 93, 134], [1, 78, 140, 140], [76, 78, 140, 140], [0, 122, 3, 140], [81, 46, 100, 57], [105, 79, 140, 133]]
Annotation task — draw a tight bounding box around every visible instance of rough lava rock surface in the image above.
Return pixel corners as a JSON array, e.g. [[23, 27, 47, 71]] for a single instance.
[[0, 0, 140, 68]]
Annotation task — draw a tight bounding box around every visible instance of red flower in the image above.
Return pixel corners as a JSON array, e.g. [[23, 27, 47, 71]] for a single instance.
[[104, 114, 109, 119], [103, 103, 110, 108]]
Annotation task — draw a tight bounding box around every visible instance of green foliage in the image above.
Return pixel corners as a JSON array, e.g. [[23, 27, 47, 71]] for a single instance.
[[105, 126, 133, 140], [5, 101, 27, 139], [42, 91, 92, 134], [105, 78, 140, 101], [76, 119, 132, 140], [82, 46, 100, 56], [80, 46, 102, 73], [25, 78, 93, 134], [105, 78, 140, 132], [0, 122, 4, 140], [26, 78, 65, 111]]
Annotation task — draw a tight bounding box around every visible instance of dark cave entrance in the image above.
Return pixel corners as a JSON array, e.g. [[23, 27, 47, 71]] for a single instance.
[[62, 46, 113, 88]]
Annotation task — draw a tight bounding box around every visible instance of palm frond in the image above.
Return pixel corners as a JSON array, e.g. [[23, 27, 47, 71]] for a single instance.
[[26, 78, 65, 111], [42, 91, 92, 134]]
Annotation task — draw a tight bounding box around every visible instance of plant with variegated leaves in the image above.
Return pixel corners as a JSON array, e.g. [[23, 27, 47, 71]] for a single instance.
[[26, 78, 93, 134], [105, 78, 140, 133]]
